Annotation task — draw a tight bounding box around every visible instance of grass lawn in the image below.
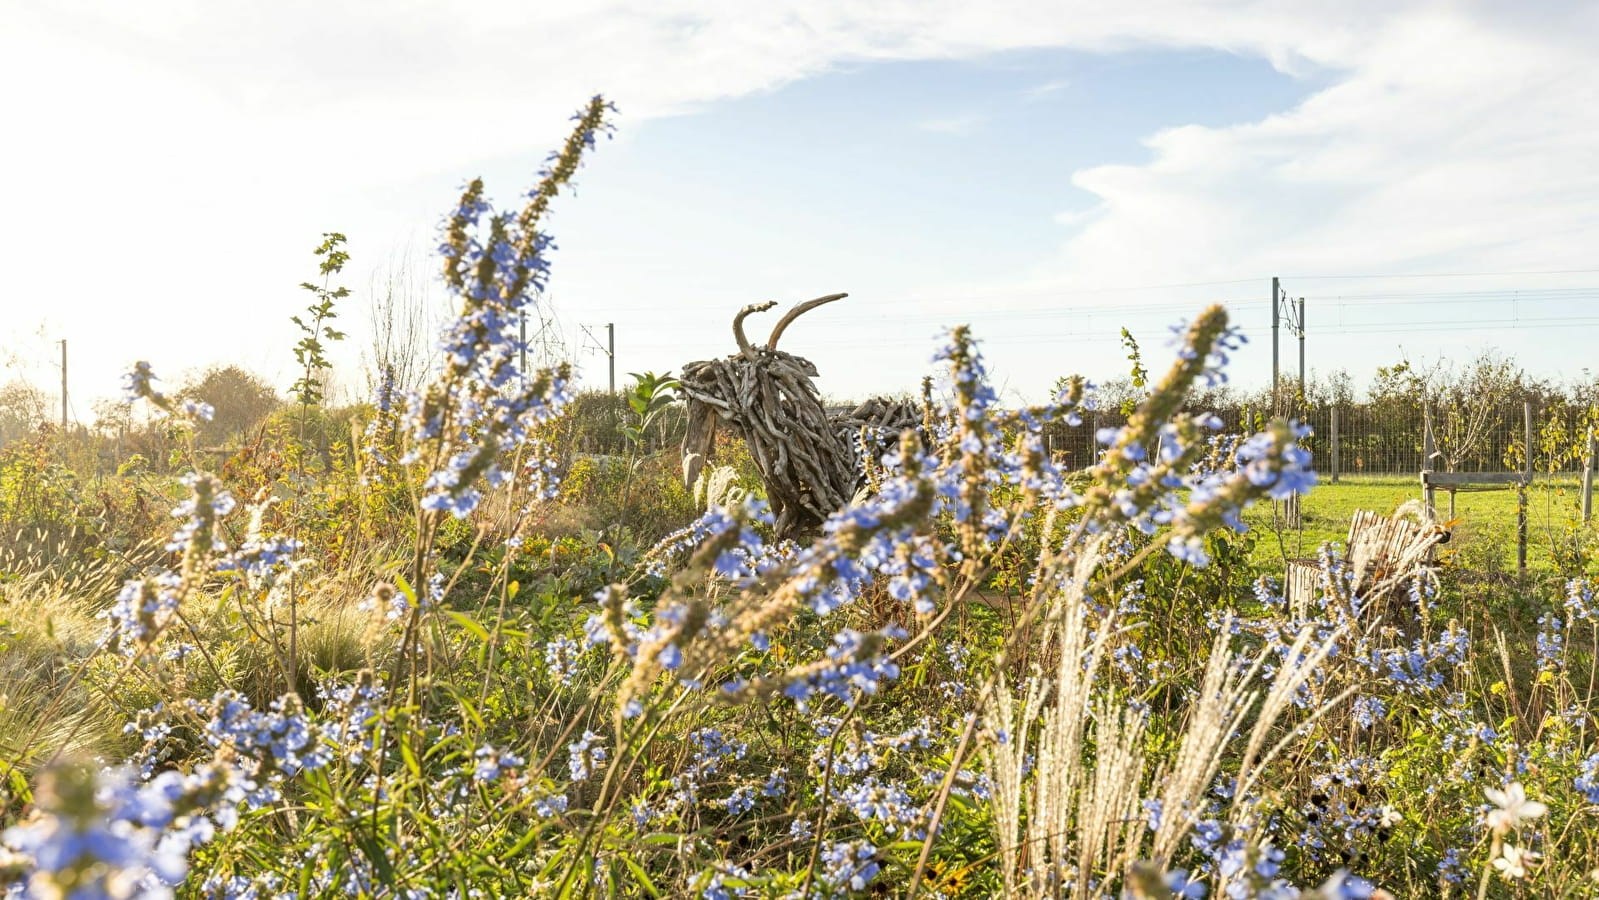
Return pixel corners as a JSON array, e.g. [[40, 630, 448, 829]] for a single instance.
[[1242, 474, 1593, 571]]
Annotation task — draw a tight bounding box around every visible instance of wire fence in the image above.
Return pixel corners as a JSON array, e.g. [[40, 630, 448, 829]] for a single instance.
[[563, 394, 1598, 479], [1038, 401, 1599, 478], [27, 390, 1565, 479]]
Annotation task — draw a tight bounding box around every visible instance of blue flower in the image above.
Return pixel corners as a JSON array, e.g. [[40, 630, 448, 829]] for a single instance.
[[713, 550, 744, 579], [1143, 797, 1164, 831], [819, 840, 881, 892], [1270, 467, 1317, 500], [532, 791, 569, 818], [472, 744, 524, 783], [567, 730, 607, 782], [1167, 868, 1208, 898], [544, 635, 583, 683]]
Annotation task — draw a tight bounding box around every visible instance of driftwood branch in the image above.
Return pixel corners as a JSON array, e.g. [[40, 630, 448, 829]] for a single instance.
[[766, 293, 847, 350], [680, 293, 921, 539], [732, 300, 778, 361]]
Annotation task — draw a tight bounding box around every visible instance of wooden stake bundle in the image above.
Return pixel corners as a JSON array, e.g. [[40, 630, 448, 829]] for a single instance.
[[679, 294, 921, 539]]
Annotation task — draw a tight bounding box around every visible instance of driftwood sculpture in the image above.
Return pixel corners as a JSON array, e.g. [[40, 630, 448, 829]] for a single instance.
[[679, 294, 921, 539]]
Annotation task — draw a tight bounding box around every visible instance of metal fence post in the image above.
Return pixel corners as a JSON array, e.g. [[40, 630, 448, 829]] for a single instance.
[[1583, 427, 1595, 525], [1524, 401, 1535, 479], [1330, 406, 1340, 484]]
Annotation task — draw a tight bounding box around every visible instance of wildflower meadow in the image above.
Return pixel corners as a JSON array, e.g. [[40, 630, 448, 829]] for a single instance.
[[3, 98, 1598, 900]]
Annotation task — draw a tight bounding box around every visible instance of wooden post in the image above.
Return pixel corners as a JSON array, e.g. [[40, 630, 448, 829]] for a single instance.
[[1517, 481, 1529, 575], [1330, 406, 1340, 484], [1582, 427, 1594, 525], [1518, 400, 1533, 575]]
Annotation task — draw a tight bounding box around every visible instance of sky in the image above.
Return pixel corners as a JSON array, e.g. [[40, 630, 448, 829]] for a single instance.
[[3, 0, 1598, 420]]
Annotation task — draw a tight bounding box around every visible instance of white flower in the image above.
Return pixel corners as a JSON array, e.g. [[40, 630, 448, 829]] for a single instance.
[[1485, 782, 1548, 833], [1378, 804, 1402, 828], [1492, 844, 1540, 880]]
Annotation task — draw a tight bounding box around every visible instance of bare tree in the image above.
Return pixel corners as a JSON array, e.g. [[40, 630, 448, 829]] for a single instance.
[[90, 397, 134, 437], [1436, 352, 1529, 471], [0, 379, 48, 445], [1371, 351, 1528, 472], [363, 249, 442, 399]]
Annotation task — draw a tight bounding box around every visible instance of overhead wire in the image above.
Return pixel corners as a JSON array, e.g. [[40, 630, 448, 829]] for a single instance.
[[1283, 267, 1599, 280], [791, 296, 1599, 347]]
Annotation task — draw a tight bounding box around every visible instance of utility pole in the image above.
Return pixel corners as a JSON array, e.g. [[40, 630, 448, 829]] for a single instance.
[[1297, 297, 1306, 408], [1268, 284, 1309, 532], [59, 339, 68, 428], [1271, 277, 1280, 412], [581, 323, 617, 394], [1270, 280, 1307, 414]]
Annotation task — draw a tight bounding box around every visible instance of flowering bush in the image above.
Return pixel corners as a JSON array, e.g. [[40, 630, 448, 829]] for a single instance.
[[4, 98, 1599, 900]]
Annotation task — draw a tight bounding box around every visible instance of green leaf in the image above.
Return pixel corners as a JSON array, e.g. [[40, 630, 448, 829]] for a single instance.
[[446, 610, 491, 642], [353, 833, 398, 887], [399, 736, 423, 779], [620, 856, 661, 897], [5, 766, 33, 804], [504, 821, 547, 859]]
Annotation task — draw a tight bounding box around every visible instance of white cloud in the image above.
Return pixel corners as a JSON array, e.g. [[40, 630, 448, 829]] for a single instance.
[[1023, 78, 1070, 100], [1052, 8, 1599, 286], [1052, 205, 1105, 228], [916, 113, 985, 135], [2, 0, 1595, 404]]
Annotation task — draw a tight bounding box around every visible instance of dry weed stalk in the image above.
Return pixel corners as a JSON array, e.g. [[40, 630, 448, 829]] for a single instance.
[[985, 537, 1352, 898]]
